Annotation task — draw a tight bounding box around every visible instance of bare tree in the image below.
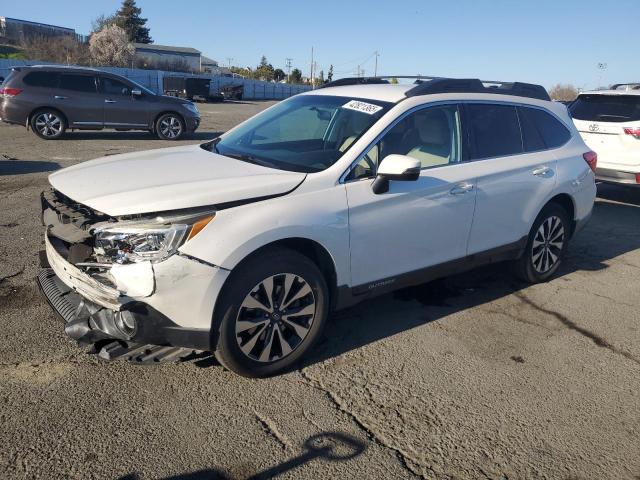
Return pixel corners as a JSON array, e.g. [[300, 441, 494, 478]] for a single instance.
[[20, 35, 90, 65], [89, 25, 135, 67], [549, 83, 579, 101]]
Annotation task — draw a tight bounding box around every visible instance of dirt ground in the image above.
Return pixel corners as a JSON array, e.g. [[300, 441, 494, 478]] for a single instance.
[[0, 101, 639, 480]]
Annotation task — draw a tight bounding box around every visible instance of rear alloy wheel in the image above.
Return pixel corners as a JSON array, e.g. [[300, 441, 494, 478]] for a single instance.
[[514, 203, 570, 283], [156, 113, 184, 140], [214, 249, 328, 377], [31, 110, 66, 140]]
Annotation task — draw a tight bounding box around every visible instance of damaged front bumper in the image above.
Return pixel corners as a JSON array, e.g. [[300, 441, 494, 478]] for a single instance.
[[38, 189, 230, 361]]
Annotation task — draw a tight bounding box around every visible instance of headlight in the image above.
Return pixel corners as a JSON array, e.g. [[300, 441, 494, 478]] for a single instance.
[[93, 214, 214, 265], [183, 103, 199, 115]]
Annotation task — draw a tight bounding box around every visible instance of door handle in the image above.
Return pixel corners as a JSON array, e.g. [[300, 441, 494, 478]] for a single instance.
[[104, 99, 116, 104], [54, 95, 67, 100], [532, 166, 552, 177], [450, 182, 474, 195]]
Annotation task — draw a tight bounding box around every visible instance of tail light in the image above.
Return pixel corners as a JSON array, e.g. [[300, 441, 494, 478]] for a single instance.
[[623, 127, 640, 139], [583, 151, 597, 172], [0, 87, 22, 97], [636, 173, 640, 184]]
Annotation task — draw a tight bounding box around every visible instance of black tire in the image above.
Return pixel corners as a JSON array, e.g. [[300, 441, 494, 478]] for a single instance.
[[514, 203, 571, 283], [155, 113, 184, 140], [213, 248, 329, 378], [30, 109, 67, 140]]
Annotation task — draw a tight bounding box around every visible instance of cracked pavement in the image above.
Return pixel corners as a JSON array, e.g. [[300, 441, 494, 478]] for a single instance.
[[1, 102, 639, 479]]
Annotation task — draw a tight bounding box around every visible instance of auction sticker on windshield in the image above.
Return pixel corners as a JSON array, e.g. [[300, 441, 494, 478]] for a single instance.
[[342, 100, 383, 115]]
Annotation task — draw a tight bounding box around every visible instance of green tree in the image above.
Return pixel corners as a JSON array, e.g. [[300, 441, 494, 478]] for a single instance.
[[389, 77, 399, 84], [273, 68, 286, 82], [116, 0, 152, 44], [255, 55, 275, 81], [327, 64, 334, 82], [289, 68, 302, 84]]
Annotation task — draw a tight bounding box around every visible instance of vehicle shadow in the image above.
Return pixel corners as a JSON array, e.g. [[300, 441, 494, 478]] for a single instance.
[[597, 182, 640, 206], [116, 431, 365, 480], [58, 131, 221, 141], [0, 159, 61, 175], [299, 193, 640, 371]]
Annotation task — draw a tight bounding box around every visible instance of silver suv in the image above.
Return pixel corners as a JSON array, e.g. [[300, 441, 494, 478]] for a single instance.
[[0, 65, 200, 140]]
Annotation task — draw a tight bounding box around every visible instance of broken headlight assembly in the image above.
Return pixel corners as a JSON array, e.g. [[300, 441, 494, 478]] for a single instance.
[[92, 213, 214, 265]]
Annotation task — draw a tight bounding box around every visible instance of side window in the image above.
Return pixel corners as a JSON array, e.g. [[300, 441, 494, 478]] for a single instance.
[[22, 71, 59, 88], [348, 105, 461, 180], [519, 107, 570, 150], [101, 77, 131, 96], [59, 74, 97, 93], [466, 104, 522, 159], [517, 107, 546, 152]]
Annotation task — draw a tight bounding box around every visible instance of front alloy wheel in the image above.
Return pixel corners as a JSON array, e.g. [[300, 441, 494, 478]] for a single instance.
[[156, 113, 184, 140], [214, 249, 328, 377], [235, 273, 316, 363]]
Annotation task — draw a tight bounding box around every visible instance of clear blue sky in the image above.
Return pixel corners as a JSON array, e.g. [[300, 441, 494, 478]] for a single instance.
[[3, 0, 638, 89]]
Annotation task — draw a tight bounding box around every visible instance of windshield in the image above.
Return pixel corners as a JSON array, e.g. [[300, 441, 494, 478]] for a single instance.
[[570, 94, 640, 123], [203, 95, 392, 172]]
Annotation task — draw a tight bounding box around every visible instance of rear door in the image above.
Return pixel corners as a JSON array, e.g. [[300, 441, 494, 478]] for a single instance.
[[56, 73, 103, 127], [99, 76, 150, 128], [464, 103, 561, 255], [570, 94, 640, 169]]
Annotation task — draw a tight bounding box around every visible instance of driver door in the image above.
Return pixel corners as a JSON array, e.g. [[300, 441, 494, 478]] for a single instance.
[[99, 76, 150, 128], [344, 104, 478, 289]]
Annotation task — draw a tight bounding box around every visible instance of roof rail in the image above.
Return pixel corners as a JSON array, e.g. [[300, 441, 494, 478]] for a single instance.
[[320, 75, 551, 101], [611, 83, 640, 91]]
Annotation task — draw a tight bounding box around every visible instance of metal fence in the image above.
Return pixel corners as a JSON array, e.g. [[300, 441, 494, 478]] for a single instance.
[[0, 59, 311, 99]]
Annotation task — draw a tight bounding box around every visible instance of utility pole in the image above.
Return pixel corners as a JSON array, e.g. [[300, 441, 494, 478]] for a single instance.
[[226, 57, 234, 68], [285, 57, 293, 83], [374, 50, 379, 77], [310, 47, 314, 89]]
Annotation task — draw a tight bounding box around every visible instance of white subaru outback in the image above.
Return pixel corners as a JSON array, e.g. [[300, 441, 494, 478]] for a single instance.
[[38, 77, 597, 377]]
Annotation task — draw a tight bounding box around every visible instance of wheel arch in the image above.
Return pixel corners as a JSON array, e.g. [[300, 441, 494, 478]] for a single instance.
[[28, 106, 68, 131], [213, 237, 340, 319], [152, 110, 185, 132], [545, 193, 576, 236]]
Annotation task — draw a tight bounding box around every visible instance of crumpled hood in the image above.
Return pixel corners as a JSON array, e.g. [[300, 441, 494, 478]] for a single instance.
[[48, 144, 306, 216]]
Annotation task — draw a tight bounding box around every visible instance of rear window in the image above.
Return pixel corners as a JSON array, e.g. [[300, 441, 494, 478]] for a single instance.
[[59, 74, 96, 93], [466, 104, 523, 159], [518, 107, 570, 151], [569, 94, 640, 123], [23, 71, 59, 88]]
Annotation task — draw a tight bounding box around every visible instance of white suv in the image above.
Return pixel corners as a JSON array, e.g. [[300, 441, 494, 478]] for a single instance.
[[570, 86, 640, 186], [38, 77, 597, 377]]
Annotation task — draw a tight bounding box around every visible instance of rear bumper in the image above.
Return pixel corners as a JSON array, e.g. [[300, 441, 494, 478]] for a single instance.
[[595, 168, 640, 186]]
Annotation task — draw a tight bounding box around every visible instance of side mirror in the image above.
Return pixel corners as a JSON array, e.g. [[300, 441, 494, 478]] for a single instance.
[[372, 154, 421, 194], [131, 89, 142, 97]]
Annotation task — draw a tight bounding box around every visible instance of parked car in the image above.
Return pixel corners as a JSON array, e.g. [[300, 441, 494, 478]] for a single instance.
[[0, 66, 200, 140], [570, 89, 640, 186], [163, 75, 223, 102], [37, 76, 596, 377], [221, 84, 244, 100]]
